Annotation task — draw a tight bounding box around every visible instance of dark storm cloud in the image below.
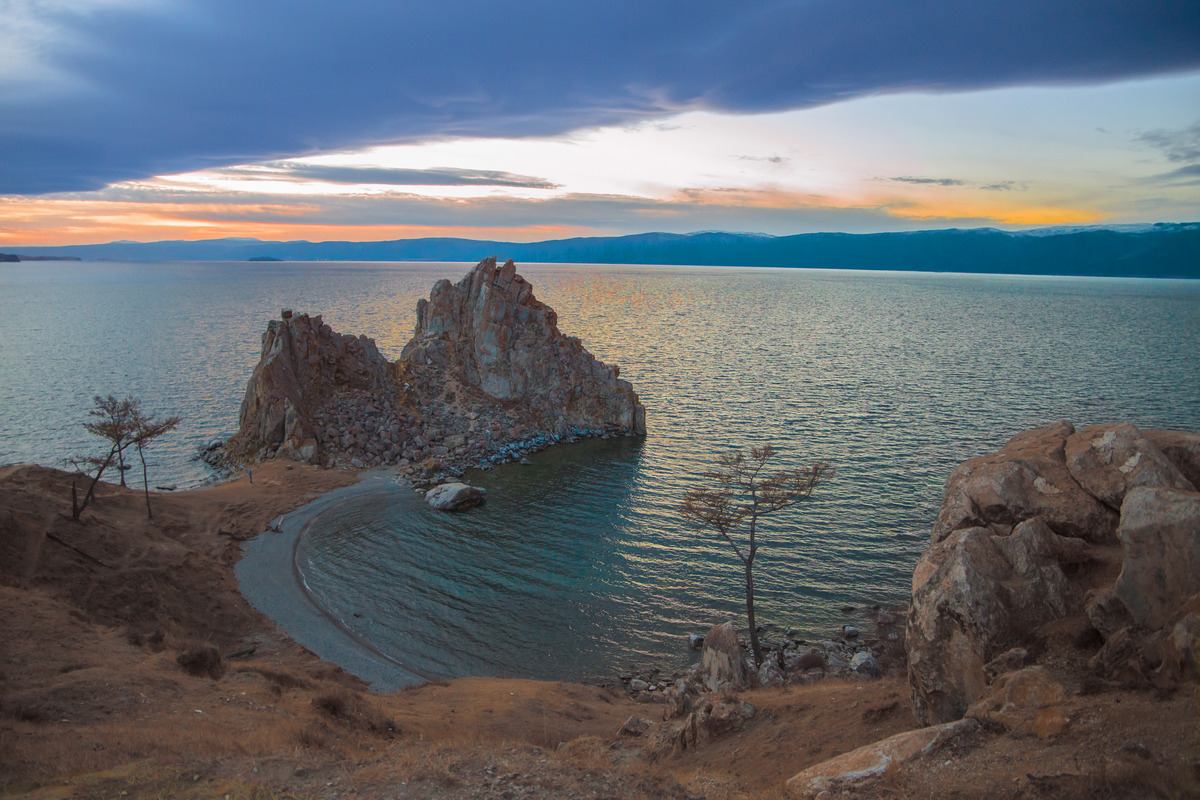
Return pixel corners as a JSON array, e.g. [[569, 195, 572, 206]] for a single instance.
[[3, 0, 1199, 194], [267, 164, 559, 188], [889, 176, 968, 187]]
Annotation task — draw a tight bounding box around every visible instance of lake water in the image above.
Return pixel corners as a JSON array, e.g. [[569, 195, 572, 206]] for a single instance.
[[3, 260, 1199, 685]]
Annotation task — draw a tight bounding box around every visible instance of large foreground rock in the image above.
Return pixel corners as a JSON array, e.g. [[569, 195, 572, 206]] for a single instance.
[[932, 421, 1117, 544], [906, 519, 1085, 724], [908, 420, 1199, 725], [1086, 486, 1200, 636]]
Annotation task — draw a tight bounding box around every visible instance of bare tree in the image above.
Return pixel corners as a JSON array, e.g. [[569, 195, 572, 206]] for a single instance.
[[84, 394, 139, 487], [71, 395, 139, 519], [131, 409, 182, 519], [679, 444, 832, 667], [70, 395, 180, 520]]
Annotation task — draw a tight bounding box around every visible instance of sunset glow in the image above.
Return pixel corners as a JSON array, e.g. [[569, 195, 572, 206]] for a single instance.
[[1, 3, 1197, 247]]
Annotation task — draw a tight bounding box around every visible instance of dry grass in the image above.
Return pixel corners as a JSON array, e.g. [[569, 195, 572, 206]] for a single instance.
[[311, 690, 398, 737], [358, 741, 467, 788], [3, 763, 310, 800]]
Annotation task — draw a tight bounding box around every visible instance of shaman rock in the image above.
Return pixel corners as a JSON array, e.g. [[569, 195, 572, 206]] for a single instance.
[[401, 257, 645, 436], [224, 259, 646, 471]]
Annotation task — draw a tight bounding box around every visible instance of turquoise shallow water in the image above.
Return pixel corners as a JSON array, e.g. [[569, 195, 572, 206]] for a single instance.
[[3, 261, 1200, 685]]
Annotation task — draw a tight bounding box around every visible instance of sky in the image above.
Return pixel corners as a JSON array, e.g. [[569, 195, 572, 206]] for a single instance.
[[1, 0, 1198, 246]]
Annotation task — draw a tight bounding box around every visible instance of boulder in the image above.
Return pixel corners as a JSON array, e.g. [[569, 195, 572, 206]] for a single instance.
[[424, 482, 486, 511], [757, 659, 785, 688], [931, 420, 1117, 544], [786, 647, 826, 673], [907, 518, 1079, 725], [1087, 487, 1200, 635], [619, 716, 651, 737], [965, 666, 1069, 739], [648, 696, 754, 756], [850, 651, 882, 678], [785, 718, 978, 798], [1064, 423, 1194, 509], [1145, 429, 1200, 489], [699, 621, 750, 692]]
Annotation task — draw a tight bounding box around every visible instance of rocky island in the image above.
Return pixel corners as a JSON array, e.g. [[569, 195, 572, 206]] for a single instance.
[[220, 257, 645, 478]]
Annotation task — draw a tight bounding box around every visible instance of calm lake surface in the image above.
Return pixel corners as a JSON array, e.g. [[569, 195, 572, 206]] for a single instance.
[[3, 260, 1199, 684]]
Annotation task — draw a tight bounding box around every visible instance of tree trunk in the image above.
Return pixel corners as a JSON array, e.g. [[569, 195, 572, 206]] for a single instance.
[[117, 445, 127, 487], [137, 443, 152, 519], [74, 447, 115, 521], [745, 558, 763, 667]]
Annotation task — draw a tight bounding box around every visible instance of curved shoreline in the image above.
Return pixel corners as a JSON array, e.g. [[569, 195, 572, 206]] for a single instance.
[[235, 470, 430, 691]]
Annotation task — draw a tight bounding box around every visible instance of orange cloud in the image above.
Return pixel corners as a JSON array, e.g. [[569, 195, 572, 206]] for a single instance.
[[887, 202, 1104, 226], [0, 197, 589, 245]]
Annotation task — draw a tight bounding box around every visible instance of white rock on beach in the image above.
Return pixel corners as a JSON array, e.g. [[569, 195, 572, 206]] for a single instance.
[[425, 482, 486, 511]]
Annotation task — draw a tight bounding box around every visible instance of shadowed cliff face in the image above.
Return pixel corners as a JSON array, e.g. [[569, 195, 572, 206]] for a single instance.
[[225, 258, 645, 474], [227, 311, 397, 463]]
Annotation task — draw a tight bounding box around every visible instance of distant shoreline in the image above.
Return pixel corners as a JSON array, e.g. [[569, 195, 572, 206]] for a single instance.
[[8, 223, 1199, 279], [0, 253, 82, 261]]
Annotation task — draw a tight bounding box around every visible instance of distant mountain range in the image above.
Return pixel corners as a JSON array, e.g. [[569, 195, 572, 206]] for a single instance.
[[6, 222, 1199, 278]]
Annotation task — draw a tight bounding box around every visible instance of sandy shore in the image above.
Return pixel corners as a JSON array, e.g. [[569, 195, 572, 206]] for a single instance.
[[237, 470, 428, 690], [2, 461, 1194, 799]]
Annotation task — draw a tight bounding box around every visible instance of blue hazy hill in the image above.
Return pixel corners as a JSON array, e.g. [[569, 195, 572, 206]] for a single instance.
[[11, 223, 1199, 279]]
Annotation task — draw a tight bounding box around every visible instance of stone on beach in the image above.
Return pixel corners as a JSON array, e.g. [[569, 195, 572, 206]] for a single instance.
[[424, 482, 486, 511], [699, 621, 750, 692]]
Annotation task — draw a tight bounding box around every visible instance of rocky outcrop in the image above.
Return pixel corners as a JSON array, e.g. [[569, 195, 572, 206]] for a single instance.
[[908, 420, 1200, 726], [1064, 423, 1193, 509], [401, 257, 645, 436], [932, 420, 1117, 544], [226, 310, 398, 463], [222, 259, 645, 475]]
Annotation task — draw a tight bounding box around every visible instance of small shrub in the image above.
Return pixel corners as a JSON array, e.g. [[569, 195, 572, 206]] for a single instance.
[[176, 644, 225, 679], [312, 690, 398, 737]]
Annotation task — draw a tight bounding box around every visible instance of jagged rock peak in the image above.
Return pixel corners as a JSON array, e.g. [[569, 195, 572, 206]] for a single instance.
[[401, 257, 646, 435], [221, 260, 645, 473], [227, 310, 396, 462]]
